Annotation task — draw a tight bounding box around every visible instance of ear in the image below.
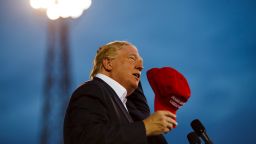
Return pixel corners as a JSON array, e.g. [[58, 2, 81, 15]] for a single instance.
[[102, 58, 113, 72]]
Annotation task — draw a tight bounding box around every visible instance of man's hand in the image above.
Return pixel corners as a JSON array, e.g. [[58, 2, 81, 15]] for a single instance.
[[143, 111, 177, 136]]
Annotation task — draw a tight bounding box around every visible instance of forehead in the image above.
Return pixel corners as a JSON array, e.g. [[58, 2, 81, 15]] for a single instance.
[[119, 45, 142, 58]]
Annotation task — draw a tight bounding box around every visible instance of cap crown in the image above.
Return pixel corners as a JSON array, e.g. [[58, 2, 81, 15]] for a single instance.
[[147, 67, 191, 114]]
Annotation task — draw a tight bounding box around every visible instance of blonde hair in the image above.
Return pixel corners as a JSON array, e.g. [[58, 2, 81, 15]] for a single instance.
[[89, 41, 133, 79]]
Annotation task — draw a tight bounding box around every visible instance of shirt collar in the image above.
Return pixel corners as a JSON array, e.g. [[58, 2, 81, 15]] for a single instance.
[[95, 73, 128, 105]]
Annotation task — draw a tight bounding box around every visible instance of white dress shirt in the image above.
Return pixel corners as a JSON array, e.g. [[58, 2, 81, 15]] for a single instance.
[[95, 73, 128, 111]]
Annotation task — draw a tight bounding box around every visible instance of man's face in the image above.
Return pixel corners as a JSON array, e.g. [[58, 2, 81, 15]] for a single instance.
[[109, 45, 143, 95]]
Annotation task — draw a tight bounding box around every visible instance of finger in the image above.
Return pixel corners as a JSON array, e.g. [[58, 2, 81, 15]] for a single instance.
[[164, 123, 173, 133], [157, 110, 176, 118], [164, 111, 176, 119], [166, 122, 174, 129], [169, 118, 178, 126], [164, 116, 178, 126], [164, 127, 171, 133]]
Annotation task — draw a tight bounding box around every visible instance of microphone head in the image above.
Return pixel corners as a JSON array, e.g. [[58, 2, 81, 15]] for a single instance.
[[191, 119, 206, 135], [187, 132, 201, 144]]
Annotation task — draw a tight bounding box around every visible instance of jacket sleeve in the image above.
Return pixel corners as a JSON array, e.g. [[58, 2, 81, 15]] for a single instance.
[[64, 83, 147, 144], [126, 82, 168, 144]]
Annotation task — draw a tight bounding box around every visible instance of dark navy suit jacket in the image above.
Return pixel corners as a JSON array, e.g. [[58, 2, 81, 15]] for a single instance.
[[127, 82, 168, 144], [64, 77, 167, 144]]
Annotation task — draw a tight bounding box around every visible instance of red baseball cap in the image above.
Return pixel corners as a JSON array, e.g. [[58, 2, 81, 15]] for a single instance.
[[147, 67, 191, 115]]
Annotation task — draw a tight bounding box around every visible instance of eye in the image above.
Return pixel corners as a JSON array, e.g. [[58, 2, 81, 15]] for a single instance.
[[128, 56, 136, 62]]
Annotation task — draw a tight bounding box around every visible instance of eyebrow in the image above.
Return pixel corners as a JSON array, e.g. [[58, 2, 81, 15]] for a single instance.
[[129, 54, 143, 63]]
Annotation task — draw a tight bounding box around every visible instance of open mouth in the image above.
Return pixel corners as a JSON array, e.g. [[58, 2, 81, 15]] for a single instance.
[[132, 73, 140, 79]]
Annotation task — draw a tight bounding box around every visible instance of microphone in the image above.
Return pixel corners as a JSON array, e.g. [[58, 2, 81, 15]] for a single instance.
[[187, 131, 202, 144], [191, 119, 213, 144]]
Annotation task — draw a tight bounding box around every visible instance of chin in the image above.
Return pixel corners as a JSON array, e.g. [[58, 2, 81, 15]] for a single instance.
[[127, 89, 135, 96], [126, 83, 138, 96], [132, 81, 139, 89]]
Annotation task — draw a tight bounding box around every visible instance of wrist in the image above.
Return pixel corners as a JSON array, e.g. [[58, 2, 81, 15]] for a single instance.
[[143, 119, 150, 136]]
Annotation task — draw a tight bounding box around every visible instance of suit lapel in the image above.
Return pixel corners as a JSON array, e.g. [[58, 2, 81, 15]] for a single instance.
[[94, 77, 134, 123], [110, 92, 134, 123]]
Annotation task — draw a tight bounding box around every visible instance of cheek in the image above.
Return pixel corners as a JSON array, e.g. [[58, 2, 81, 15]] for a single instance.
[[119, 62, 132, 70], [114, 60, 134, 76]]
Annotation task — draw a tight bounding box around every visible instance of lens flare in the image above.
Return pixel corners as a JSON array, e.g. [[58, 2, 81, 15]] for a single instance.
[[46, 4, 60, 20], [30, 0, 92, 20]]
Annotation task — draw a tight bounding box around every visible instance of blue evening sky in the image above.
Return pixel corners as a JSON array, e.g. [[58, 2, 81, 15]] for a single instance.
[[0, 0, 256, 143]]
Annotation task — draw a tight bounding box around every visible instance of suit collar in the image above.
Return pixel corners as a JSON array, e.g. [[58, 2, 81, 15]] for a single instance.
[[93, 77, 134, 123], [95, 73, 128, 110]]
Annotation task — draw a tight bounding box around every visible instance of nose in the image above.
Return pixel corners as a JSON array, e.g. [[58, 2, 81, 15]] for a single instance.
[[135, 58, 144, 72]]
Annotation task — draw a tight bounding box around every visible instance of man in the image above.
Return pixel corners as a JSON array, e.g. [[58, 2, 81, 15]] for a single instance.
[[64, 41, 177, 144]]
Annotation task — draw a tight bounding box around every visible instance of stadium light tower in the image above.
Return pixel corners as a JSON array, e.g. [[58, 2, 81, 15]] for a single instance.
[[29, 1, 92, 144]]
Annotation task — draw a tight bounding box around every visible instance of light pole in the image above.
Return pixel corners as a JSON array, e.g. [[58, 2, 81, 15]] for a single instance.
[[29, 1, 92, 144]]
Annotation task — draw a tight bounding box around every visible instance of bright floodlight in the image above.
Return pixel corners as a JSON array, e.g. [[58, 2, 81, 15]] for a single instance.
[[30, 0, 92, 20]]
